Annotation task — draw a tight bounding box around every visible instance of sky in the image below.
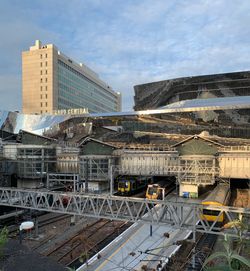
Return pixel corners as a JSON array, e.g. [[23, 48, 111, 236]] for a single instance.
[[0, 0, 250, 111]]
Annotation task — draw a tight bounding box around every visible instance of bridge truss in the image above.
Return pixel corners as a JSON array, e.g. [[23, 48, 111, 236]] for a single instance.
[[0, 187, 249, 237]]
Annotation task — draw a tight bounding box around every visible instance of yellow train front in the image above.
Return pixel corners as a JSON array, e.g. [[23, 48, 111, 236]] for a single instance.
[[117, 179, 135, 195], [146, 178, 175, 200], [201, 183, 231, 223], [146, 184, 162, 200]]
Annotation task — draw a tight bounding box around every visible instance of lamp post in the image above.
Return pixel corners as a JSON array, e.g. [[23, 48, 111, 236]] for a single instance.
[[109, 165, 120, 196]]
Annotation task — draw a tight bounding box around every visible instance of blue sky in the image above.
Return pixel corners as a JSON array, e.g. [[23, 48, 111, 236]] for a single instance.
[[0, 0, 250, 111]]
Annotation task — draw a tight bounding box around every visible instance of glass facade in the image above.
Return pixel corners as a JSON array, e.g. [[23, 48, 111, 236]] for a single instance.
[[58, 60, 119, 113]]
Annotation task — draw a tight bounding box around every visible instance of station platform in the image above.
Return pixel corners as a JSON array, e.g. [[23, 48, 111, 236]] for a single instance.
[[77, 220, 191, 271], [77, 194, 197, 271]]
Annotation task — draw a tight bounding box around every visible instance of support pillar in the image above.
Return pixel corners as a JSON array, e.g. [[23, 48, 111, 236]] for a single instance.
[[35, 215, 39, 237], [192, 206, 196, 268], [150, 224, 153, 236], [70, 215, 76, 226], [85, 159, 89, 193], [46, 173, 49, 189], [110, 165, 114, 196]]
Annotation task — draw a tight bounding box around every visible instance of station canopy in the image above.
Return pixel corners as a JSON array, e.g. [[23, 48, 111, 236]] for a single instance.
[[1, 95, 250, 135]]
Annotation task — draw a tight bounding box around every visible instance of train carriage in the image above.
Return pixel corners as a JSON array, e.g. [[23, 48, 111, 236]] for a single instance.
[[201, 183, 231, 222], [117, 176, 149, 195]]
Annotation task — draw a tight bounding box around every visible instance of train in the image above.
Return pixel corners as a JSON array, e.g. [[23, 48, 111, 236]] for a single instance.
[[146, 184, 164, 200], [146, 179, 175, 200], [201, 183, 231, 222], [117, 176, 150, 195]]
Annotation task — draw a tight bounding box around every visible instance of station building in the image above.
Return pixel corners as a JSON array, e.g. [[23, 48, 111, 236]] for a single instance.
[[22, 40, 121, 115]]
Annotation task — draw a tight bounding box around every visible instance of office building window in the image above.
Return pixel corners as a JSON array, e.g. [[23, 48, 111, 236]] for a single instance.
[[40, 54, 42, 59], [45, 54, 47, 58], [45, 78, 47, 83], [40, 62, 42, 67], [41, 110, 43, 114], [40, 102, 42, 107], [40, 86, 42, 91], [45, 61, 47, 67], [45, 102, 48, 107], [40, 70, 42, 75], [40, 78, 42, 83], [45, 94, 48, 99], [40, 94, 42, 99], [57, 60, 118, 112], [45, 86, 47, 91], [45, 70, 47, 74]]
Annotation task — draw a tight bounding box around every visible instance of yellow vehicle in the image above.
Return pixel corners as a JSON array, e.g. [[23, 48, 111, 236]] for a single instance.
[[201, 183, 230, 222], [146, 179, 175, 200], [146, 184, 164, 200]]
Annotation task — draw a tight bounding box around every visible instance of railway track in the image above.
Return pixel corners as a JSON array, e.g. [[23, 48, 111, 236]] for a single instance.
[[44, 219, 109, 258], [36, 214, 70, 228], [184, 233, 217, 271], [164, 183, 176, 197], [163, 232, 202, 271], [163, 230, 217, 271], [44, 218, 130, 268], [63, 188, 174, 269], [67, 221, 130, 269], [165, 186, 235, 270], [7, 213, 70, 237]]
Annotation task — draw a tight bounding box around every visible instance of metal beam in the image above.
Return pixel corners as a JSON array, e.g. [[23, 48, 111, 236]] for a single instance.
[[0, 187, 249, 237]]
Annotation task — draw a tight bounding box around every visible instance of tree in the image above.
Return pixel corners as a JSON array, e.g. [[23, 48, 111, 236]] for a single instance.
[[0, 227, 8, 258], [203, 220, 250, 271]]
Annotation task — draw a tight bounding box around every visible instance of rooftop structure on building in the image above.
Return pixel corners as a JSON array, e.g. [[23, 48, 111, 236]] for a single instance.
[[22, 40, 121, 115]]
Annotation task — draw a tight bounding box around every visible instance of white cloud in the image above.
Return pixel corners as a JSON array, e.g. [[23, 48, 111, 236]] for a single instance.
[[0, 0, 250, 111]]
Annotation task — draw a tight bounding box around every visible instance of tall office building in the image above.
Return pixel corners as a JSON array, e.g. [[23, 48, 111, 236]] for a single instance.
[[22, 40, 121, 114]]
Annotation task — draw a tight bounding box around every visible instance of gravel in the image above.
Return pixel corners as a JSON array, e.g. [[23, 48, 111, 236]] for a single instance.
[[0, 239, 67, 271]]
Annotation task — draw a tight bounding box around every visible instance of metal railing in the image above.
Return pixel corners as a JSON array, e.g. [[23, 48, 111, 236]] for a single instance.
[[219, 145, 250, 152]]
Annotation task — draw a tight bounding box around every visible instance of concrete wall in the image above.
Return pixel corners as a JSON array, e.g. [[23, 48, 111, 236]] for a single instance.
[[219, 154, 250, 179], [22, 43, 55, 114], [57, 153, 79, 173], [120, 152, 178, 175], [80, 181, 109, 193], [179, 184, 198, 198], [81, 141, 115, 155]]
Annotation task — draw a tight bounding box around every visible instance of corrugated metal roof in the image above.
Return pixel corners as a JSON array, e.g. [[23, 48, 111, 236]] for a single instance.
[[202, 184, 230, 205]]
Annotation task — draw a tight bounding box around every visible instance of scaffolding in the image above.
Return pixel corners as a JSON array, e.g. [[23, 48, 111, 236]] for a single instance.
[[16, 145, 56, 179], [46, 173, 79, 192], [119, 153, 217, 185], [177, 156, 217, 185], [0, 144, 18, 186], [79, 156, 115, 181]]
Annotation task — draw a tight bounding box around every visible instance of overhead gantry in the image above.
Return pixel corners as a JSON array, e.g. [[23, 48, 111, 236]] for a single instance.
[[0, 187, 248, 237]]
